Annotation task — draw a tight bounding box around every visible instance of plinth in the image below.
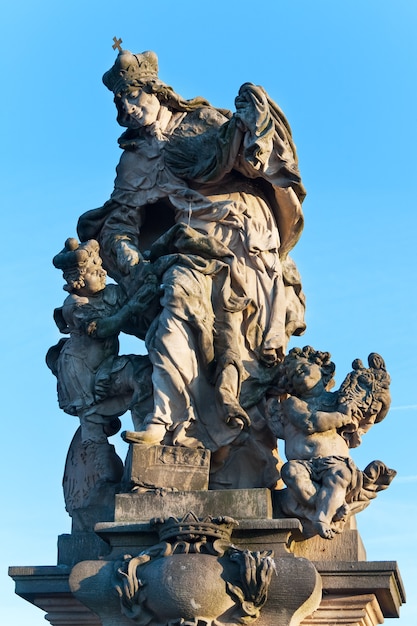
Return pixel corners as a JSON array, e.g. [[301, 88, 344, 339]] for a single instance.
[[9, 444, 405, 625]]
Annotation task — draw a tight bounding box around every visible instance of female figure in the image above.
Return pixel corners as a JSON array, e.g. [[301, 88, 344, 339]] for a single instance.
[[77, 50, 307, 487]]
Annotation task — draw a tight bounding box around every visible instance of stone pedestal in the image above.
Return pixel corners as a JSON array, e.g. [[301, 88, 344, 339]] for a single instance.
[[68, 517, 322, 626], [11, 558, 404, 626], [122, 443, 211, 491], [9, 444, 406, 625]]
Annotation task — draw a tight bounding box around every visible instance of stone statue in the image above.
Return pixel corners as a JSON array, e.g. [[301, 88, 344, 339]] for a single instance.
[[76, 48, 307, 489], [46, 49, 397, 534], [267, 346, 396, 539], [46, 237, 154, 489], [16, 44, 403, 626]]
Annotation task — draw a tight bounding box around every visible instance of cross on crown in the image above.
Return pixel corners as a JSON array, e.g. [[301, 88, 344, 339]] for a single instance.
[[112, 36, 123, 52]]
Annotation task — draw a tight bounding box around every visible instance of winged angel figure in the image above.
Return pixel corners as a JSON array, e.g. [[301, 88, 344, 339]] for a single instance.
[[267, 346, 396, 539]]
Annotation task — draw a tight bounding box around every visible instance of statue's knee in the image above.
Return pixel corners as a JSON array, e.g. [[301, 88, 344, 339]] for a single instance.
[[281, 461, 299, 483]]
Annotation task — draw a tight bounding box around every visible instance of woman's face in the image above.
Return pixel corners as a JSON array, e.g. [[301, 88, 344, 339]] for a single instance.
[[118, 88, 161, 128]]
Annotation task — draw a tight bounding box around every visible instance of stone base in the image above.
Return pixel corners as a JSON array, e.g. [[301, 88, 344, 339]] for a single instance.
[[122, 443, 211, 491], [68, 518, 322, 626], [291, 526, 367, 562], [56, 488, 273, 567], [57, 532, 112, 568], [9, 488, 405, 625], [8, 565, 101, 626], [315, 561, 405, 620], [115, 486, 273, 522], [9, 470, 405, 626], [10, 557, 404, 626], [301, 594, 384, 626]]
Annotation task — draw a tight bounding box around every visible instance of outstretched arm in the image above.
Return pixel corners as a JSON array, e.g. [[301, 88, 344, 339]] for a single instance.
[[87, 278, 161, 339], [86, 303, 133, 339]]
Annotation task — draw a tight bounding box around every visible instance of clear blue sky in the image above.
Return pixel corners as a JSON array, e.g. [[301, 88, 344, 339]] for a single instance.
[[1, 1, 416, 623]]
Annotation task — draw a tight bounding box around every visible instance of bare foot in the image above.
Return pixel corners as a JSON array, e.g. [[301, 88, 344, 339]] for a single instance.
[[314, 521, 335, 540], [333, 503, 349, 522]]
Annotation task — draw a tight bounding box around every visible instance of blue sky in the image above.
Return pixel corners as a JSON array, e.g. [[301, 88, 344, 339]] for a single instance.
[[1, 1, 416, 623]]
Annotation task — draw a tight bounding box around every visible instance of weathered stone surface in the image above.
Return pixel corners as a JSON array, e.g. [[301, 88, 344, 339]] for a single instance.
[[109, 514, 277, 625], [301, 593, 384, 625], [274, 495, 367, 562], [114, 487, 272, 523], [8, 565, 101, 625], [122, 442, 211, 491], [57, 532, 111, 568], [94, 517, 302, 561], [291, 528, 367, 563], [54, 45, 308, 496], [261, 556, 322, 626], [69, 560, 133, 625], [44, 45, 395, 537], [315, 561, 405, 619], [9, 511, 405, 625], [10, 555, 405, 625], [69, 517, 322, 626], [47, 239, 153, 516], [68, 554, 321, 626]]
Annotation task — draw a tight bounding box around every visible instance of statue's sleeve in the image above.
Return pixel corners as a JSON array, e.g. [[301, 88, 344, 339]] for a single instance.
[[229, 83, 305, 202], [77, 200, 120, 243]]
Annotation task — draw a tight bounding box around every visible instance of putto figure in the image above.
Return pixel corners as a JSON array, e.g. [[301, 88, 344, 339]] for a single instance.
[[77, 49, 307, 487], [267, 346, 396, 539], [46, 238, 154, 483]]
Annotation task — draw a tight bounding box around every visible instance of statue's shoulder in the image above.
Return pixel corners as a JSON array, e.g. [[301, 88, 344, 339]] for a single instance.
[[62, 293, 89, 310], [102, 283, 124, 307], [174, 106, 231, 138]]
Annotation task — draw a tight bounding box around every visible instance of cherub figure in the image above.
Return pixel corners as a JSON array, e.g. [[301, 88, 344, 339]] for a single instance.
[[267, 346, 396, 539], [46, 238, 155, 484]]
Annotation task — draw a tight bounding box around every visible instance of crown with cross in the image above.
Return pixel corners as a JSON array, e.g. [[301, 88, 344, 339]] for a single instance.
[[103, 39, 159, 95]]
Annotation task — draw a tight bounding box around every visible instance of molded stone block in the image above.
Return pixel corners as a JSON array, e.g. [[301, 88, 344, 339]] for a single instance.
[[291, 529, 367, 562], [300, 593, 384, 625], [123, 443, 210, 491], [114, 487, 273, 522], [315, 561, 405, 619], [58, 532, 112, 567]]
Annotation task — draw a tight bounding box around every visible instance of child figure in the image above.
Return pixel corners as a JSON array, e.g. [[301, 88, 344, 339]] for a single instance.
[[267, 346, 395, 539], [47, 238, 154, 483]]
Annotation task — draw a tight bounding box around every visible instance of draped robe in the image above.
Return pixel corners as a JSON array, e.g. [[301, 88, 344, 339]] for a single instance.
[[78, 83, 306, 488]]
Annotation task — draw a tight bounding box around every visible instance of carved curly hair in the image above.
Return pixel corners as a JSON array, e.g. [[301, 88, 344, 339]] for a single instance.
[[276, 346, 336, 395]]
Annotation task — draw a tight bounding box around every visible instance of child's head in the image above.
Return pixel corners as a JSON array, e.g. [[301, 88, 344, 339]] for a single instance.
[[278, 346, 336, 396], [53, 238, 107, 295]]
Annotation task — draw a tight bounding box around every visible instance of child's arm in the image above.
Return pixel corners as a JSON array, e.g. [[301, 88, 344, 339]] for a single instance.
[[309, 404, 352, 433], [285, 397, 351, 434], [86, 304, 131, 338], [87, 279, 160, 339]]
